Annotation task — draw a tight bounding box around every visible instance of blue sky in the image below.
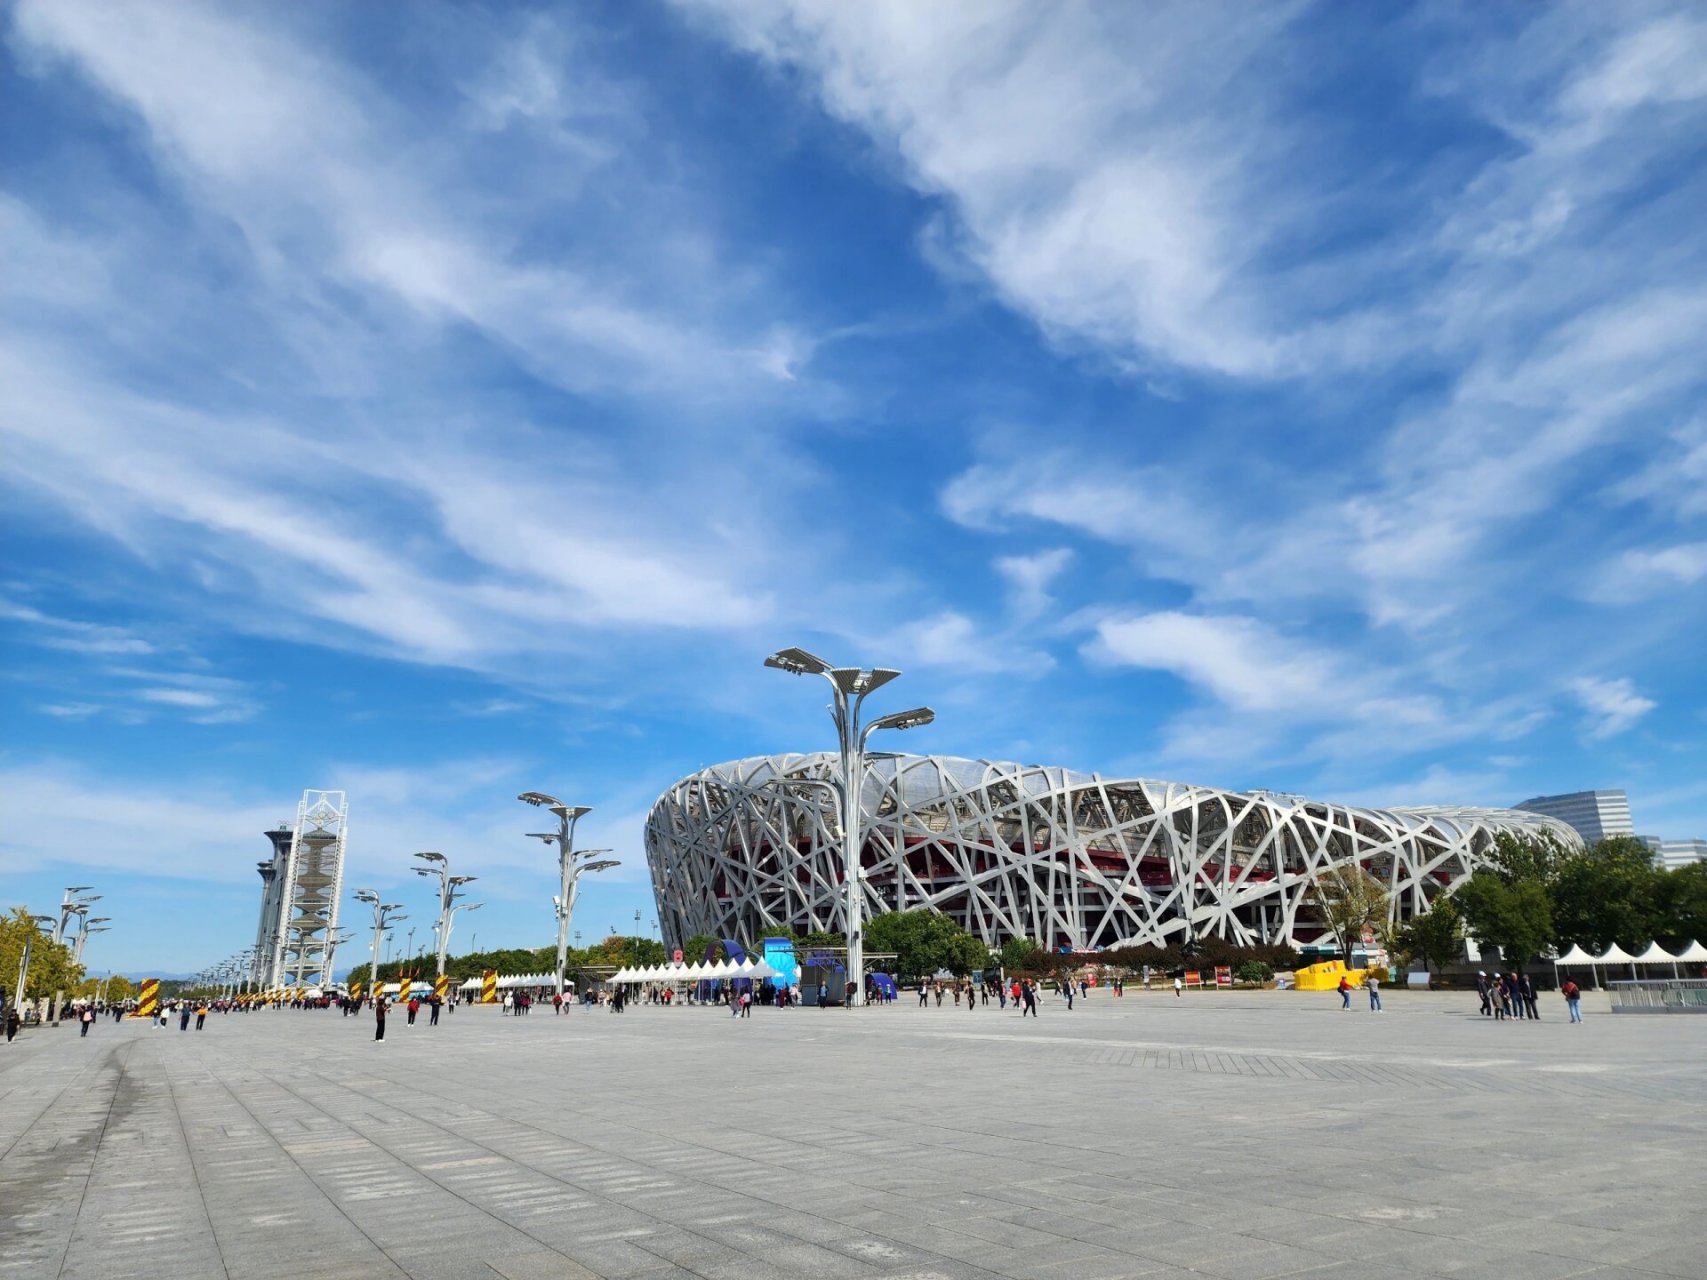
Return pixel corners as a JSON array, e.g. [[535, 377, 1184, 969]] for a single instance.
[[4, 1, 1705, 977]]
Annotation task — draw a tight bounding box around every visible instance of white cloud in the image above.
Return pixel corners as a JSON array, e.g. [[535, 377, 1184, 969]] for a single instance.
[[890, 610, 1051, 676], [1087, 612, 1334, 714], [994, 548, 1072, 620], [37, 703, 102, 719], [678, 1, 1309, 377], [1568, 675, 1656, 740], [1586, 542, 1707, 604], [0, 599, 155, 656], [137, 688, 221, 709]]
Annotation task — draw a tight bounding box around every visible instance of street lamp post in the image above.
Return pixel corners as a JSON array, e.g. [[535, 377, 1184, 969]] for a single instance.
[[353, 890, 405, 1004], [75, 922, 110, 964], [518, 793, 619, 996], [53, 887, 97, 945], [764, 646, 934, 1007], [414, 852, 478, 978]]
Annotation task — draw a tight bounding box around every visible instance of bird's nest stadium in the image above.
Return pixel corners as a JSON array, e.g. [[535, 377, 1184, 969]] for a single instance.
[[644, 753, 1578, 952]]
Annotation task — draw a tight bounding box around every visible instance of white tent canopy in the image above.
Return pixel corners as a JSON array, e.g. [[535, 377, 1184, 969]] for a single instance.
[[1674, 940, 1707, 964], [605, 958, 783, 984], [1633, 942, 1676, 963], [1595, 943, 1637, 964], [1555, 944, 1597, 966]]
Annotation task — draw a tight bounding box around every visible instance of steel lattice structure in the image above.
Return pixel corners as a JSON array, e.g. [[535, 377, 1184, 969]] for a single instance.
[[645, 753, 1578, 951], [264, 790, 349, 988]]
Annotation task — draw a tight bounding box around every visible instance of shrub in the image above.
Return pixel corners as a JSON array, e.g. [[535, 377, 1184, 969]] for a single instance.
[[1234, 960, 1273, 985]]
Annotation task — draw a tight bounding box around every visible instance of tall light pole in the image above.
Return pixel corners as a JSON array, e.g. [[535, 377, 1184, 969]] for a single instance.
[[414, 852, 478, 978], [353, 890, 405, 1002], [16, 914, 56, 1016], [75, 920, 110, 963], [54, 887, 97, 944], [519, 792, 619, 995], [765, 647, 934, 1007]]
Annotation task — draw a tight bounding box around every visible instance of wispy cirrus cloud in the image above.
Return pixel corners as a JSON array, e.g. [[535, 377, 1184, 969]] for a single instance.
[[1568, 676, 1656, 741]]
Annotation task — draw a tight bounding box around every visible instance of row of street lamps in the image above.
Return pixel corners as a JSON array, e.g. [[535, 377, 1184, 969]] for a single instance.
[[175, 646, 926, 1008]]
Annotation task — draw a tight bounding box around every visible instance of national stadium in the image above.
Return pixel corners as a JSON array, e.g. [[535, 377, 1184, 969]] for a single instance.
[[644, 753, 1578, 952]]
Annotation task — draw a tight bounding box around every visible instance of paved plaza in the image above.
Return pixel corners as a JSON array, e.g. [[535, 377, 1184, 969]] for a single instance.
[[2, 989, 1703, 1280]]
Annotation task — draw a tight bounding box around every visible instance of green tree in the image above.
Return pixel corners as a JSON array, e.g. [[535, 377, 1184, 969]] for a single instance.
[[1306, 866, 1390, 963], [1549, 836, 1663, 952], [865, 910, 988, 982], [1656, 861, 1707, 946], [1393, 897, 1464, 977], [1485, 830, 1571, 885], [681, 933, 720, 963], [0, 906, 85, 1002], [1454, 873, 1553, 971], [997, 937, 1042, 971]]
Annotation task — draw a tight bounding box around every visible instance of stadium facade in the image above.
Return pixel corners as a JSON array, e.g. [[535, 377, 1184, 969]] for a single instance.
[[644, 753, 1579, 952]]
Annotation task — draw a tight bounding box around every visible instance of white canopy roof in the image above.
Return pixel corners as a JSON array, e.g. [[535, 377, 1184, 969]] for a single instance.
[[1634, 942, 1677, 963], [1595, 943, 1637, 964], [1555, 944, 1597, 965], [1674, 940, 1707, 963]]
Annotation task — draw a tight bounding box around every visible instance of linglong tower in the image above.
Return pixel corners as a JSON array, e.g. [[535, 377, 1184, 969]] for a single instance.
[[265, 790, 349, 988]]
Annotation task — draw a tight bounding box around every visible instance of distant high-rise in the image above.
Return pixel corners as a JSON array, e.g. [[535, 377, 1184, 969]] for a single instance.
[[1513, 790, 1634, 845], [252, 825, 293, 986], [1651, 838, 1707, 870]]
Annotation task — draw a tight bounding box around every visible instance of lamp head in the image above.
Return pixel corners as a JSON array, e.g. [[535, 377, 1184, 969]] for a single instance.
[[354, 889, 378, 903], [517, 791, 560, 808], [853, 668, 901, 696], [580, 859, 621, 874], [868, 706, 935, 733], [764, 646, 832, 676], [549, 804, 591, 821], [450, 875, 477, 886], [64, 885, 93, 894], [414, 851, 445, 864]]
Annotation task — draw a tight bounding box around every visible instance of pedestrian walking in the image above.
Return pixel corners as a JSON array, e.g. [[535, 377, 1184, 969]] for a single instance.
[[1021, 980, 1038, 1018], [1475, 971, 1491, 1016], [1061, 981, 1074, 1011], [407, 996, 419, 1026], [1366, 973, 1381, 1012], [80, 1005, 94, 1037], [374, 996, 388, 1042], [1337, 975, 1351, 1010], [1562, 978, 1583, 1023], [195, 1003, 208, 1030], [1519, 974, 1539, 1020], [429, 995, 441, 1026], [1174, 975, 1184, 998], [5, 1007, 20, 1042], [179, 1004, 192, 1031]]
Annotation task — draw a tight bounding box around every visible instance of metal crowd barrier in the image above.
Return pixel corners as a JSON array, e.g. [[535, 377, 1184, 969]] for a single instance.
[[1607, 978, 1707, 1013]]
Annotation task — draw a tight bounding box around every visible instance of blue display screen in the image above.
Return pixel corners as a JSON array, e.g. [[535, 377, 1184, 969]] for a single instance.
[[762, 936, 799, 988]]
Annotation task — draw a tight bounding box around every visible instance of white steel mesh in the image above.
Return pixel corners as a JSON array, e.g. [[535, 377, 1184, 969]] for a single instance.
[[644, 753, 1578, 951]]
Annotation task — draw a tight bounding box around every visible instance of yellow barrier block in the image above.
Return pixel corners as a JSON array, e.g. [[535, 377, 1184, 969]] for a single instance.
[[132, 977, 161, 1019], [1292, 960, 1369, 991]]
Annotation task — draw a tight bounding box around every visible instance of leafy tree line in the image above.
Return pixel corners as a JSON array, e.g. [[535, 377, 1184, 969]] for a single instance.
[[678, 912, 1299, 984], [0, 906, 85, 1004], [352, 934, 668, 987], [1394, 833, 1707, 974]]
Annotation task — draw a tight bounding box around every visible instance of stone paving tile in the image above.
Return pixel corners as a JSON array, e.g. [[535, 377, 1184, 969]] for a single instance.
[[2, 994, 1703, 1280]]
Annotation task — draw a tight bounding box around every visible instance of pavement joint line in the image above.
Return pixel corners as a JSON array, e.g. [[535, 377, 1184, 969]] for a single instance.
[[283, 1052, 960, 1274], [179, 1040, 414, 1279], [270, 1059, 841, 1278]]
